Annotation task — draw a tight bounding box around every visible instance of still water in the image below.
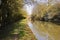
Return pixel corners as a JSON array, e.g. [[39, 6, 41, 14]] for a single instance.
[[28, 20, 60, 40]]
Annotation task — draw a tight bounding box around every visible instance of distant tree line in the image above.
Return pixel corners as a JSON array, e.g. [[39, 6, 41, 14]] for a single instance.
[[31, 1, 60, 22]]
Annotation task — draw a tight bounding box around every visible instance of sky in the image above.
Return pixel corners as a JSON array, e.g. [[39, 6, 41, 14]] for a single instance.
[[23, 4, 34, 15], [23, 0, 60, 15], [23, 0, 48, 15]]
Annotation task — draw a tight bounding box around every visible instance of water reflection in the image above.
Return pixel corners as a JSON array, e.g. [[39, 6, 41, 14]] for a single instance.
[[28, 21, 48, 40], [28, 20, 60, 40]]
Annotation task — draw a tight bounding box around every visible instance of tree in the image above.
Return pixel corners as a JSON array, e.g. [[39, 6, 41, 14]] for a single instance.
[[31, 0, 60, 21], [31, 4, 47, 20], [0, 0, 25, 29]]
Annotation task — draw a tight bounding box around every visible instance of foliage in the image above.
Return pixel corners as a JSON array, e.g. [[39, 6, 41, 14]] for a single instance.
[[31, 2, 60, 21], [31, 4, 47, 20], [0, 0, 27, 38], [0, 0, 26, 28]]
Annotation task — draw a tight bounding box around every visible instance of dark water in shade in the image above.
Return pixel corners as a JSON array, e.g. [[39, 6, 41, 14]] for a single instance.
[[28, 20, 60, 40]]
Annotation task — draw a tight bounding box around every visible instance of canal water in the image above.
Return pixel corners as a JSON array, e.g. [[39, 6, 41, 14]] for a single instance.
[[28, 21, 60, 40]]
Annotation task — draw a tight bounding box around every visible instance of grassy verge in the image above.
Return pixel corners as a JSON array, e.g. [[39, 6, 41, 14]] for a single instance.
[[2, 19, 36, 40]]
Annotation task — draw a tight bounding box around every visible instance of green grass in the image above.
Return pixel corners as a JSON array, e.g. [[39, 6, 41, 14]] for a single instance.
[[1, 19, 36, 40]]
